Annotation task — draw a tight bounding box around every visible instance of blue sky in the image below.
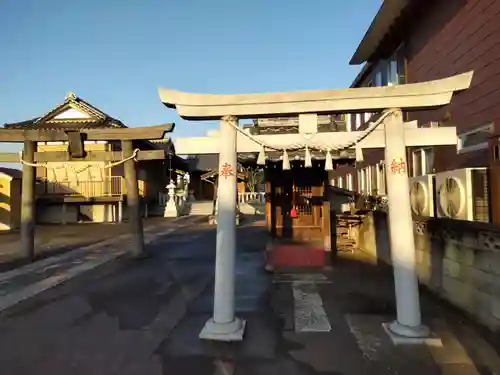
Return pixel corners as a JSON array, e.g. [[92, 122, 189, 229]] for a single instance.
[[0, 0, 381, 164]]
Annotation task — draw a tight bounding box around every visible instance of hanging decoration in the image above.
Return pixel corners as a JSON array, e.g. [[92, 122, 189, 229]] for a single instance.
[[325, 150, 333, 171], [205, 109, 397, 170], [257, 145, 266, 165], [304, 145, 312, 168], [282, 150, 290, 170], [290, 206, 297, 218], [226, 109, 397, 155]]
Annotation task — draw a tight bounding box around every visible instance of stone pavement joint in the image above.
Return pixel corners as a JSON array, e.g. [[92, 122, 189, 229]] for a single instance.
[[292, 281, 331, 332]]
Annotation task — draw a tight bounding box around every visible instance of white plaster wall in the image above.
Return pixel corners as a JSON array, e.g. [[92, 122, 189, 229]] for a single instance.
[[79, 204, 116, 223]]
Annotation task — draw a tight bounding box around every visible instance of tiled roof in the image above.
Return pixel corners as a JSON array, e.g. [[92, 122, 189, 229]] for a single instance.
[[3, 92, 125, 130], [0, 167, 22, 179]]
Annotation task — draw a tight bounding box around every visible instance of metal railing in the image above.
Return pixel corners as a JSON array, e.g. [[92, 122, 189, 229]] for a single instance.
[[36, 176, 125, 197]]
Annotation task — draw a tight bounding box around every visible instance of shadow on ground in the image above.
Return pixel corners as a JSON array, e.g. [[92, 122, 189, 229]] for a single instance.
[[0, 221, 498, 374]]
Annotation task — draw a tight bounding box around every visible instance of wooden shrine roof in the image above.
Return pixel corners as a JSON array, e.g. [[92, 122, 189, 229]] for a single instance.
[[3, 92, 126, 131], [0, 167, 22, 180]]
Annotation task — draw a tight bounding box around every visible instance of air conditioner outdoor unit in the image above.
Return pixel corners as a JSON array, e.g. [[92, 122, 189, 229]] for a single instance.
[[435, 168, 490, 222], [409, 175, 434, 217]]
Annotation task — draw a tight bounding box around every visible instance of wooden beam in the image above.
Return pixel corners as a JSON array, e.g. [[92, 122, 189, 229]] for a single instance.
[[0, 124, 175, 143], [82, 124, 174, 141], [0, 152, 21, 163], [20, 141, 36, 261], [0, 150, 166, 163], [34, 150, 165, 162]]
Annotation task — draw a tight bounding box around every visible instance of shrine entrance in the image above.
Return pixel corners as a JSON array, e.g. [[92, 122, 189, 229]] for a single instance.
[[267, 163, 326, 244], [158, 71, 473, 343]]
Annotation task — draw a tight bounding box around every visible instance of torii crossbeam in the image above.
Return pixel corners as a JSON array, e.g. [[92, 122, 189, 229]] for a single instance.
[[158, 72, 473, 342]]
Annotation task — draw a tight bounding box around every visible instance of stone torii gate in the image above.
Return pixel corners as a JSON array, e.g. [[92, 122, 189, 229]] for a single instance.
[[0, 124, 174, 261], [158, 71, 473, 342]]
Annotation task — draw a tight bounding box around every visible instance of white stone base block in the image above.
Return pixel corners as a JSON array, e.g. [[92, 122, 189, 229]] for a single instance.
[[382, 321, 442, 346], [199, 317, 246, 341], [163, 201, 179, 218]]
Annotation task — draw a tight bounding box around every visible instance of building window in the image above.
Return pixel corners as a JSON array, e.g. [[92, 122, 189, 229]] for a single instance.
[[367, 167, 371, 193], [387, 58, 398, 86], [362, 168, 369, 193], [355, 113, 362, 129], [338, 176, 343, 188], [346, 113, 352, 132], [375, 70, 383, 86], [457, 123, 493, 154], [412, 148, 434, 176], [376, 162, 386, 195], [346, 173, 353, 190], [357, 169, 363, 192]]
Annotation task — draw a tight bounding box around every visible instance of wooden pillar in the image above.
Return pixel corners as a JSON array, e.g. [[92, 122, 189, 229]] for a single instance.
[[122, 140, 144, 257], [20, 140, 36, 261], [488, 134, 500, 225], [61, 203, 67, 225], [322, 201, 332, 252], [265, 181, 271, 232], [118, 199, 123, 223], [212, 176, 219, 216]]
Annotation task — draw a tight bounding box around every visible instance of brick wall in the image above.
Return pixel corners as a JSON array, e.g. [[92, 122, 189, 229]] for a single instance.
[[406, 0, 500, 170], [331, 0, 500, 188]]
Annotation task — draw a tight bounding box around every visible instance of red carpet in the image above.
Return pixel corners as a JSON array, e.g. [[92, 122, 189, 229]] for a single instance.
[[266, 243, 326, 268]]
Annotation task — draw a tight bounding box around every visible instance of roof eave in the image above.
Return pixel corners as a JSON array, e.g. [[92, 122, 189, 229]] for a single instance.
[[349, 0, 411, 65]]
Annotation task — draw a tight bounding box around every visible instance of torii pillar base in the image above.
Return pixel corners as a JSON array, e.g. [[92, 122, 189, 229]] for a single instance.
[[199, 317, 246, 342], [383, 322, 441, 346]]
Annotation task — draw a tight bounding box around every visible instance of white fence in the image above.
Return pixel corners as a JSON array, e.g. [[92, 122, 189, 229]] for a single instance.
[[238, 192, 266, 204]]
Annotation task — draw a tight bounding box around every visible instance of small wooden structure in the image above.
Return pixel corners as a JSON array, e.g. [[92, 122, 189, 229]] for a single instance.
[[266, 161, 328, 245], [0, 168, 22, 231], [0, 92, 175, 261], [1, 93, 185, 223]]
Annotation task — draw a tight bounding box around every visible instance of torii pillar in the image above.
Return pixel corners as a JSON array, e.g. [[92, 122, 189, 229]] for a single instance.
[[158, 71, 473, 342], [383, 109, 429, 338], [200, 115, 245, 340]]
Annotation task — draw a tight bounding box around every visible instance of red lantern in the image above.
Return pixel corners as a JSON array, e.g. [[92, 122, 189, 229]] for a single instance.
[[290, 207, 297, 218]]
